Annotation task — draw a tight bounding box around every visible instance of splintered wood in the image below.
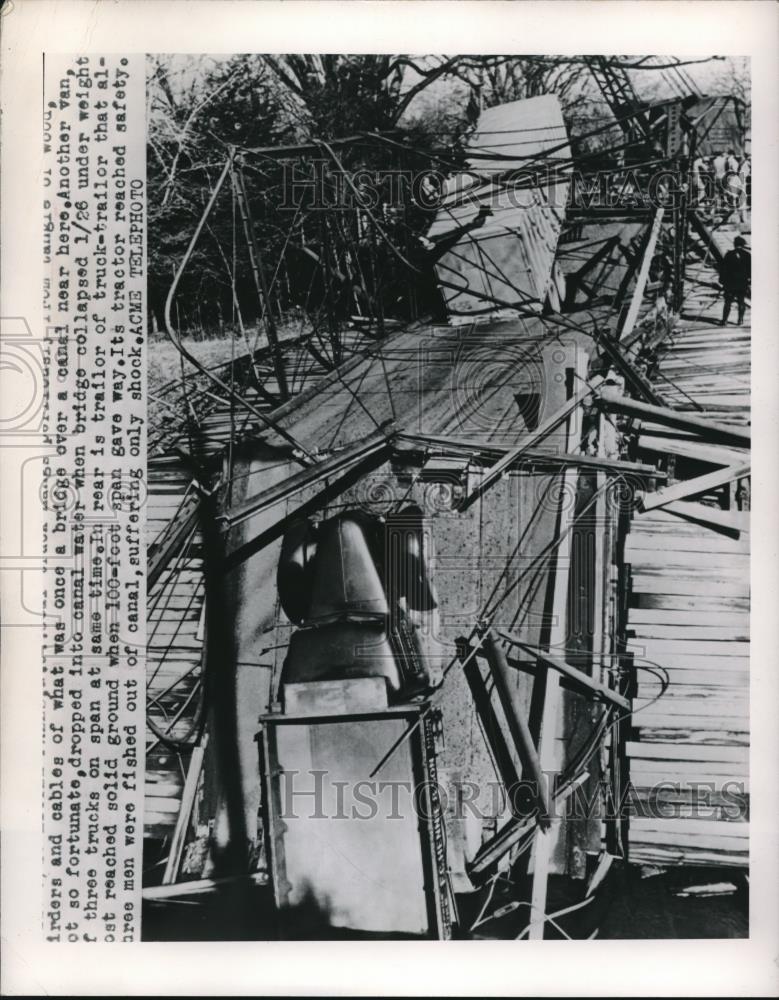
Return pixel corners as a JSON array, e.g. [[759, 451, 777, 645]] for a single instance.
[[625, 252, 750, 868]]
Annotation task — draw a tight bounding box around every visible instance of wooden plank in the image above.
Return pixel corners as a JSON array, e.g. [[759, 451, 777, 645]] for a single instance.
[[631, 507, 750, 531], [625, 548, 749, 569], [148, 639, 203, 651], [635, 714, 748, 733], [627, 638, 749, 658], [636, 681, 749, 701], [630, 593, 749, 612], [599, 389, 750, 448], [631, 653, 749, 673], [638, 689, 749, 709], [144, 796, 181, 814], [143, 872, 266, 901], [634, 690, 749, 716], [626, 741, 748, 762], [619, 207, 664, 343], [634, 504, 751, 526], [630, 796, 748, 819], [630, 820, 748, 849], [629, 767, 749, 790], [631, 564, 745, 580], [626, 535, 750, 555], [630, 577, 748, 597], [639, 462, 751, 513], [632, 817, 749, 838], [637, 435, 747, 468], [628, 786, 748, 808], [144, 816, 177, 834], [162, 739, 208, 885], [661, 501, 749, 534], [636, 670, 748, 689], [144, 781, 182, 799], [528, 348, 584, 940], [629, 848, 748, 866], [627, 609, 750, 626], [629, 625, 749, 641]]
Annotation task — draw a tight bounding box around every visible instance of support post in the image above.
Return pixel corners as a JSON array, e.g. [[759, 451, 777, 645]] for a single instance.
[[527, 348, 587, 939]]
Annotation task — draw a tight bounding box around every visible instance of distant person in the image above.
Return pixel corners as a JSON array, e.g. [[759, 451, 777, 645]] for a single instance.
[[712, 150, 727, 211], [739, 153, 751, 212], [699, 156, 716, 218], [724, 148, 741, 210], [719, 236, 751, 326], [691, 154, 707, 206]]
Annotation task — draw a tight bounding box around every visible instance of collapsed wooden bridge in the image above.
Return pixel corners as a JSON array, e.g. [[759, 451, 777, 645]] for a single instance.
[[141, 80, 750, 938]]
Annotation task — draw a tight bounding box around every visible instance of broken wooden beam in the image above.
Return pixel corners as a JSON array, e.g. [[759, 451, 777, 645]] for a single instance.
[[527, 372, 582, 939], [143, 872, 266, 901], [618, 207, 665, 343], [496, 633, 631, 712], [468, 775, 588, 880], [468, 815, 533, 880], [599, 389, 751, 448], [162, 736, 208, 885], [660, 500, 748, 534], [639, 462, 750, 513], [636, 434, 746, 468]]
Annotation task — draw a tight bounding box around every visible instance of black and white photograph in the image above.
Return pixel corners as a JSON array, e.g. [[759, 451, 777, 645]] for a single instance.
[[141, 51, 751, 941], [1, 1, 778, 995]]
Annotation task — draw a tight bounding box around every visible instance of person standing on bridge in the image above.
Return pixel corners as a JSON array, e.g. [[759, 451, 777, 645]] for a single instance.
[[712, 150, 728, 213], [719, 235, 751, 326]]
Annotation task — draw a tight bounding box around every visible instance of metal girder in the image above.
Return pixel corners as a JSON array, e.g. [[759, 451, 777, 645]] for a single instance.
[[222, 438, 393, 571], [220, 425, 394, 532], [587, 57, 653, 141], [393, 433, 666, 479], [147, 490, 201, 591]]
